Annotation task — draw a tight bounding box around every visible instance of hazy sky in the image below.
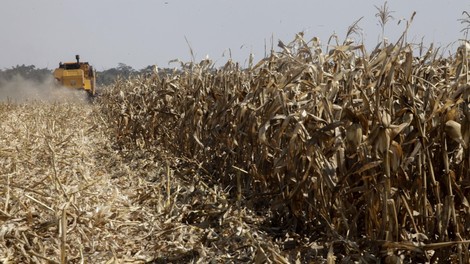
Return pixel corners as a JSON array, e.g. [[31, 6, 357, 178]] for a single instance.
[[1, 0, 469, 70]]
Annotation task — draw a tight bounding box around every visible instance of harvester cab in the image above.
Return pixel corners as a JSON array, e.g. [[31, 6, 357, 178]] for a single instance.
[[53, 55, 96, 96]]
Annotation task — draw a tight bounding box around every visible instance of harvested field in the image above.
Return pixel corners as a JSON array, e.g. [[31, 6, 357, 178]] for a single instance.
[[0, 101, 291, 263], [1, 33, 470, 263]]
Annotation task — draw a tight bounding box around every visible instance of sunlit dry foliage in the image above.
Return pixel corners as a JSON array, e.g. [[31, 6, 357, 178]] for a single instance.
[[2, 19, 470, 263], [100, 30, 470, 262]]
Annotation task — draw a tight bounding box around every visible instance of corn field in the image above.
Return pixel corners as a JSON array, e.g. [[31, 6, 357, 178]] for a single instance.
[[100, 33, 470, 262], [1, 32, 470, 263]]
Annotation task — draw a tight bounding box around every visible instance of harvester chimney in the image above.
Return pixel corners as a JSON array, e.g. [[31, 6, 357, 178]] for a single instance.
[[76, 55, 80, 63]]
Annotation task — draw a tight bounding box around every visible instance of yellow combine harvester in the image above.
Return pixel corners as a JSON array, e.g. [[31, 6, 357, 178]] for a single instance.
[[53, 55, 96, 96]]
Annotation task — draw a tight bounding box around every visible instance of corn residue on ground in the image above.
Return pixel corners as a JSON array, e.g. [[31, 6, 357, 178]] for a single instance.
[[0, 101, 290, 263]]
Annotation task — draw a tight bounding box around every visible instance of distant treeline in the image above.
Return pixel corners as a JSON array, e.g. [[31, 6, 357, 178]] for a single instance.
[[0, 63, 176, 86], [0, 65, 51, 83]]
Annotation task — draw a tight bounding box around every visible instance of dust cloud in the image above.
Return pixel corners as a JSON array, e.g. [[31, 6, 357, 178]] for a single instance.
[[0, 75, 89, 103]]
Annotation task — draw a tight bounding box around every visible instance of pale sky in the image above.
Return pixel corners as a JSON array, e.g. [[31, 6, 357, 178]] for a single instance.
[[1, 0, 469, 70]]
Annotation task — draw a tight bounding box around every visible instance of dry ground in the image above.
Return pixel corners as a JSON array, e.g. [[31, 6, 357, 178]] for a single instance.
[[0, 100, 312, 263]]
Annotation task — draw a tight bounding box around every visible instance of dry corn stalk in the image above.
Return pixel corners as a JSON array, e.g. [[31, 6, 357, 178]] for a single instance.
[[98, 33, 470, 262]]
